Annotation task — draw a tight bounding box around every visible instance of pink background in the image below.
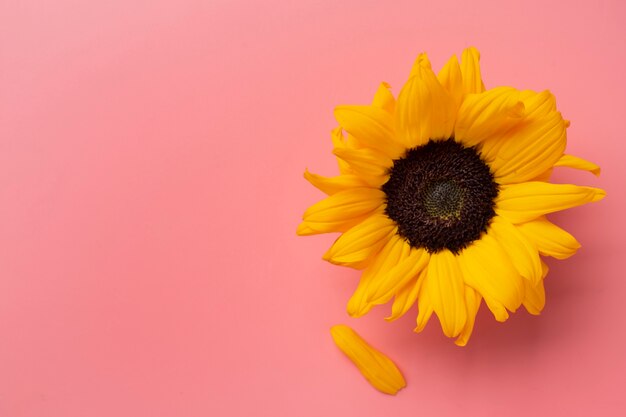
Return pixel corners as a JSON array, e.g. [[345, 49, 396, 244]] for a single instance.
[[1, 0, 625, 415]]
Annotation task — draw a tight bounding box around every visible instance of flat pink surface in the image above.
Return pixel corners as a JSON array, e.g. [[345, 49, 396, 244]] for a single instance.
[[1, 1, 625, 415]]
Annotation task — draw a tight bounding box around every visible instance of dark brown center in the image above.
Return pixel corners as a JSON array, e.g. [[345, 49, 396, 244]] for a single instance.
[[382, 139, 498, 254]]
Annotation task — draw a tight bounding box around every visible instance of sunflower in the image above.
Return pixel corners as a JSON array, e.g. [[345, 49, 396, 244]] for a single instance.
[[298, 47, 606, 346]]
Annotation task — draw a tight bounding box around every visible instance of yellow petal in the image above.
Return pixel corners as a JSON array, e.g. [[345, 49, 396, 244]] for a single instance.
[[395, 53, 456, 148], [295, 222, 318, 236], [457, 232, 524, 318], [332, 146, 391, 186], [408, 52, 432, 75], [495, 182, 606, 224], [302, 188, 385, 234], [385, 269, 426, 322], [454, 87, 525, 147], [490, 217, 543, 285], [479, 90, 557, 162], [303, 170, 368, 195], [437, 54, 463, 110], [372, 82, 395, 114], [297, 216, 374, 236], [455, 287, 482, 347], [323, 214, 396, 268], [414, 279, 434, 333], [519, 89, 557, 116], [347, 235, 406, 317], [554, 154, 601, 176], [479, 90, 568, 184], [345, 133, 362, 149], [522, 261, 548, 315], [482, 295, 509, 322], [425, 250, 467, 338], [367, 246, 429, 306], [330, 127, 353, 175], [530, 168, 553, 182], [330, 325, 406, 395], [334, 105, 405, 159], [490, 113, 567, 184], [516, 216, 581, 259], [460, 47, 485, 94]]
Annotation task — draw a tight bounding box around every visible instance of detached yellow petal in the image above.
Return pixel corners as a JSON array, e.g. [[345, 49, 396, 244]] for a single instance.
[[554, 154, 601, 176], [323, 214, 396, 268], [330, 325, 406, 395], [425, 250, 467, 338], [460, 47, 486, 94], [516, 217, 581, 259], [395, 53, 456, 148], [496, 182, 606, 224]]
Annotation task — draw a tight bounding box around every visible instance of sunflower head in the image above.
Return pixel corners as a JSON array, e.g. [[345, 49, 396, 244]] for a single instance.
[[298, 47, 605, 346]]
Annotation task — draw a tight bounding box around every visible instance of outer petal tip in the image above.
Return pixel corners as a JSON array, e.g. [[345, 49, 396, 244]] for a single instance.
[[460, 46, 485, 94], [592, 188, 606, 202], [554, 154, 602, 177], [454, 338, 468, 347], [296, 222, 317, 236]]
